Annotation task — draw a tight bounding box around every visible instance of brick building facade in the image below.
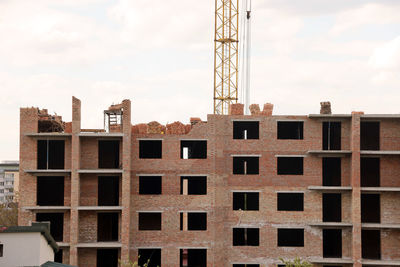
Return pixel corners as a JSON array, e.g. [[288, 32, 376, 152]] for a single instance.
[[18, 97, 400, 267]]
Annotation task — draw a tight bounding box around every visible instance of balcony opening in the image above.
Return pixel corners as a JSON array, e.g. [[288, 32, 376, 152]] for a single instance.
[[98, 176, 119, 206], [179, 249, 206, 267], [323, 193, 342, 222], [323, 229, 342, 258], [138, 213, 161, 231], [139, 176, 162, 195], [138, 249, 161, 267], [36, 213, 64, 241], [37, 176, 64, 206], [361, 194, 380, 223], [98, 140, 120, 168], [277, 157, 303, 175], [97, 213, 119, 241], [180, 212, 207, 231], [233, 121, 259, 139], [233, 157, 259, 175], [233, 192, 259, 211], [277, 229, 304, 247], [54, 249, 63, 263], [323, 158, 341, 186], [361, 122, 380, 150], [37, 140, 64, 169], [277, 121, 303, 140], [139, 140, 162, 159], [323, 122, 341, 150], [180, 176, 207, 195], [361, 158, 380, 187], [97, 249, 118, 267], [233, 228, 259, 246], [181, 141, 207, 159], [362, 230, 381, 259], [233, 265, 260, 267], [277, 193, 304, 211]]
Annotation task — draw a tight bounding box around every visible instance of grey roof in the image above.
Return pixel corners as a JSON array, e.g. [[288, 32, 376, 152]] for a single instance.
[[41, 261, 76, 267]]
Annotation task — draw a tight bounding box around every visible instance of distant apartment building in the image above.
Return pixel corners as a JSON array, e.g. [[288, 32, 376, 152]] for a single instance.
[[0, 161, 19, 203]]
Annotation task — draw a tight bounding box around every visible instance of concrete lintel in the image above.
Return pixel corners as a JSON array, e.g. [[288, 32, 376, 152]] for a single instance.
[[78, 169, 123, 174], [25, 133, 72, 138], [231, 154, 261, 157], [310, 258, 354, 264], [136, 174, 165, 177], [360, 150, 400, 156], [23, 206, 71, 212], [307, 150, 352, 157], [136, 138, 163, 141], [77, 206, 123, 211], [57, 242, 70, 247], [231, 118, 261, 122], [308, 114, 352, 119], [76, 242, 122, 248], [361, 187, 400, 192], [362, 223, 400, 229], [308, 186, 353, 192], [362, 260, 400, 266], [180, 174, 208, 177], [361, 114, 400, 119], [79, 133, 123, 138], [24, 169, 71, 176], [309, 222, 353, 228], [275, 154, 307, 158]]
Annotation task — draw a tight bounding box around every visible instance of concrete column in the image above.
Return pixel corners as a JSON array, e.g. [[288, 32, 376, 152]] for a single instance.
[[70, 96, 81, 266], [351, 111, 363, 267]]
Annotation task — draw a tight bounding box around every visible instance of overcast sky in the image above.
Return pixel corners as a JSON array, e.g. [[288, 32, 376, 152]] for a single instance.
[[1, 0, 400, 161]]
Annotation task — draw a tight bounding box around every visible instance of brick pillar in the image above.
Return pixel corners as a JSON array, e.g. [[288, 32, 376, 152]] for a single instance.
[[70, 97, 81, 266], [121, 99, 132, 262], [351, 112, 363, 267]]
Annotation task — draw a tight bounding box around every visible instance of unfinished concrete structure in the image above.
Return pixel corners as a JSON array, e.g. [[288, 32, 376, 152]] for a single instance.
[[18, 98, 400, 267]]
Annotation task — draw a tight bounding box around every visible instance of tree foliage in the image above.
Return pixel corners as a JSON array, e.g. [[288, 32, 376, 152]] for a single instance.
[[279, 257, 312, 267], [0, 200, 18, 226]]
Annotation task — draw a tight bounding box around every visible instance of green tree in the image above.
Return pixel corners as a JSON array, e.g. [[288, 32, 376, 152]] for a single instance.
[[279, 257, 312, 267], [0, 196, 18, 226], [119, 258, 159, 267]]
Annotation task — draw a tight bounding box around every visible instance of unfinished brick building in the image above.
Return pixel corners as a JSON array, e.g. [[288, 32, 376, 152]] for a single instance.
[[18, 97, 400, 267]]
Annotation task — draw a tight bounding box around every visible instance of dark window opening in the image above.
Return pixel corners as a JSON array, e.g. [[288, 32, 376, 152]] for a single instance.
[[361, 158, 380, 187], [233, 192, 259, 211], [181, 141, 207, 159], [36, 213, 64, 242], [0, 244, 3, 257], [97, 213, 119, 241], [37, 140, 64, 169], [323, 158, 341, 186], [233, 157, 259, 175], [233, 228, 259, 246], [180, 177, 207, 195], [139, 140, 162, 159], [277, 229, 304, 247], [323, 193, 342, 222], [277, 193, 304, 211], [323, 229, 342, 258], [323, 122, 341, 150], [180, 213, 207, 231], [180, 249, 206, 267], [138, 249, 161, 267], [277, 157, 303, 175], [361, 194, 380, 223], [233, 121, 259, 139], [140, 176, 162, 195], [54, 249, 63, 263], [233, 265, 260, 267], [139, 213, 161, 231], [277, 121, 303, 140], [98, 176, 119, 206], [37, 176, 64, 206], [97, 249, 118, 267], [98, 140, 120, 168], [362, 230, 381, 259], [361, 122, 380, 150]]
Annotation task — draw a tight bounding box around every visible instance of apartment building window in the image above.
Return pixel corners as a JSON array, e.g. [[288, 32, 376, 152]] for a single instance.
[[97, 249, 118, 267], [37, 140, 64, 169], [233, 192, 259, 211], [233, 228, 259, 246], [233, 157, 259, 175], [180, 249, 206, 267], [180, 176, 207, 195], [361, 158, 380, 187], [323, 122, 341, 150], [361, 122, 380, 150], [277, 157, 303, 175], [323, 229, 342, 258], [37, 176, 64, 206], [140, 176, 162, 195], [97, 213, 119, 241], [139, 213, 162, 231], [277, 193, 304, 211], [98, 140, 120, 168], [180, 212, 207, 231], [323, 194, 341, 222], [54, 250, 63, 263], [362, 230, 381, 259], [0, 244, 3, 257], [277, 229, 304, 247], [36, 213, 64, 242], [98, 176, 119, 206], [361, 194, 380, 223], [233, 121, 259, 139], [181, 141, 207, 159], [323, 158, 341, 186], [0, 190, 3, 194], [277, 121, 303, 140], [139, 140, 162, 159], [138, 249, 161, 267]]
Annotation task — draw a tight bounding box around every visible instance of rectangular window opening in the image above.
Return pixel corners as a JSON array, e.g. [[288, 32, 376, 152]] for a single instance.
[[361, 122, 380, 150], [180, 176, 207, 195], [362, 230, 381, 259], [138, 212, 162, 231], [139, 140, 162, 159], [361, 158, 380, 187], [97, 249, 118, 267], [323, 229, 342, 258], [98, 176, 119, 206], [233, 157, 259, 175], [233, 228, 259, 246], [233, 121, 259, 139], [277, 157, 303, 175], [139, 176, 162, 195], [277, 229, 304, 247], [0, 244, 3, 257], [323, 122, 341, 150], [37, 176, 64, 206], [277, 122, 303, 140], [181, 141, 207, 159], [180, 212, 207, 231], [37, 140, 65, 169], [323, 158, 341, 186], [233, 192, 259, 211], [36, 213, 64, 242], [98, 140, 120, 168], [323, 193, 342, 222], [277, 193, 304, 211], [180, 249, 207, 267], [361, 194, 380, 223], [54, 249, 63, 263], [97, 213, 119, 241], [138, 249, 161, 267]]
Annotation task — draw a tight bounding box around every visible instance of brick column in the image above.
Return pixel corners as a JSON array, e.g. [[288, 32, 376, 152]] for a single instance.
[[351, 111, 363, 267], [70, 97, 81, 265], [121, 99, 132, 262]]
